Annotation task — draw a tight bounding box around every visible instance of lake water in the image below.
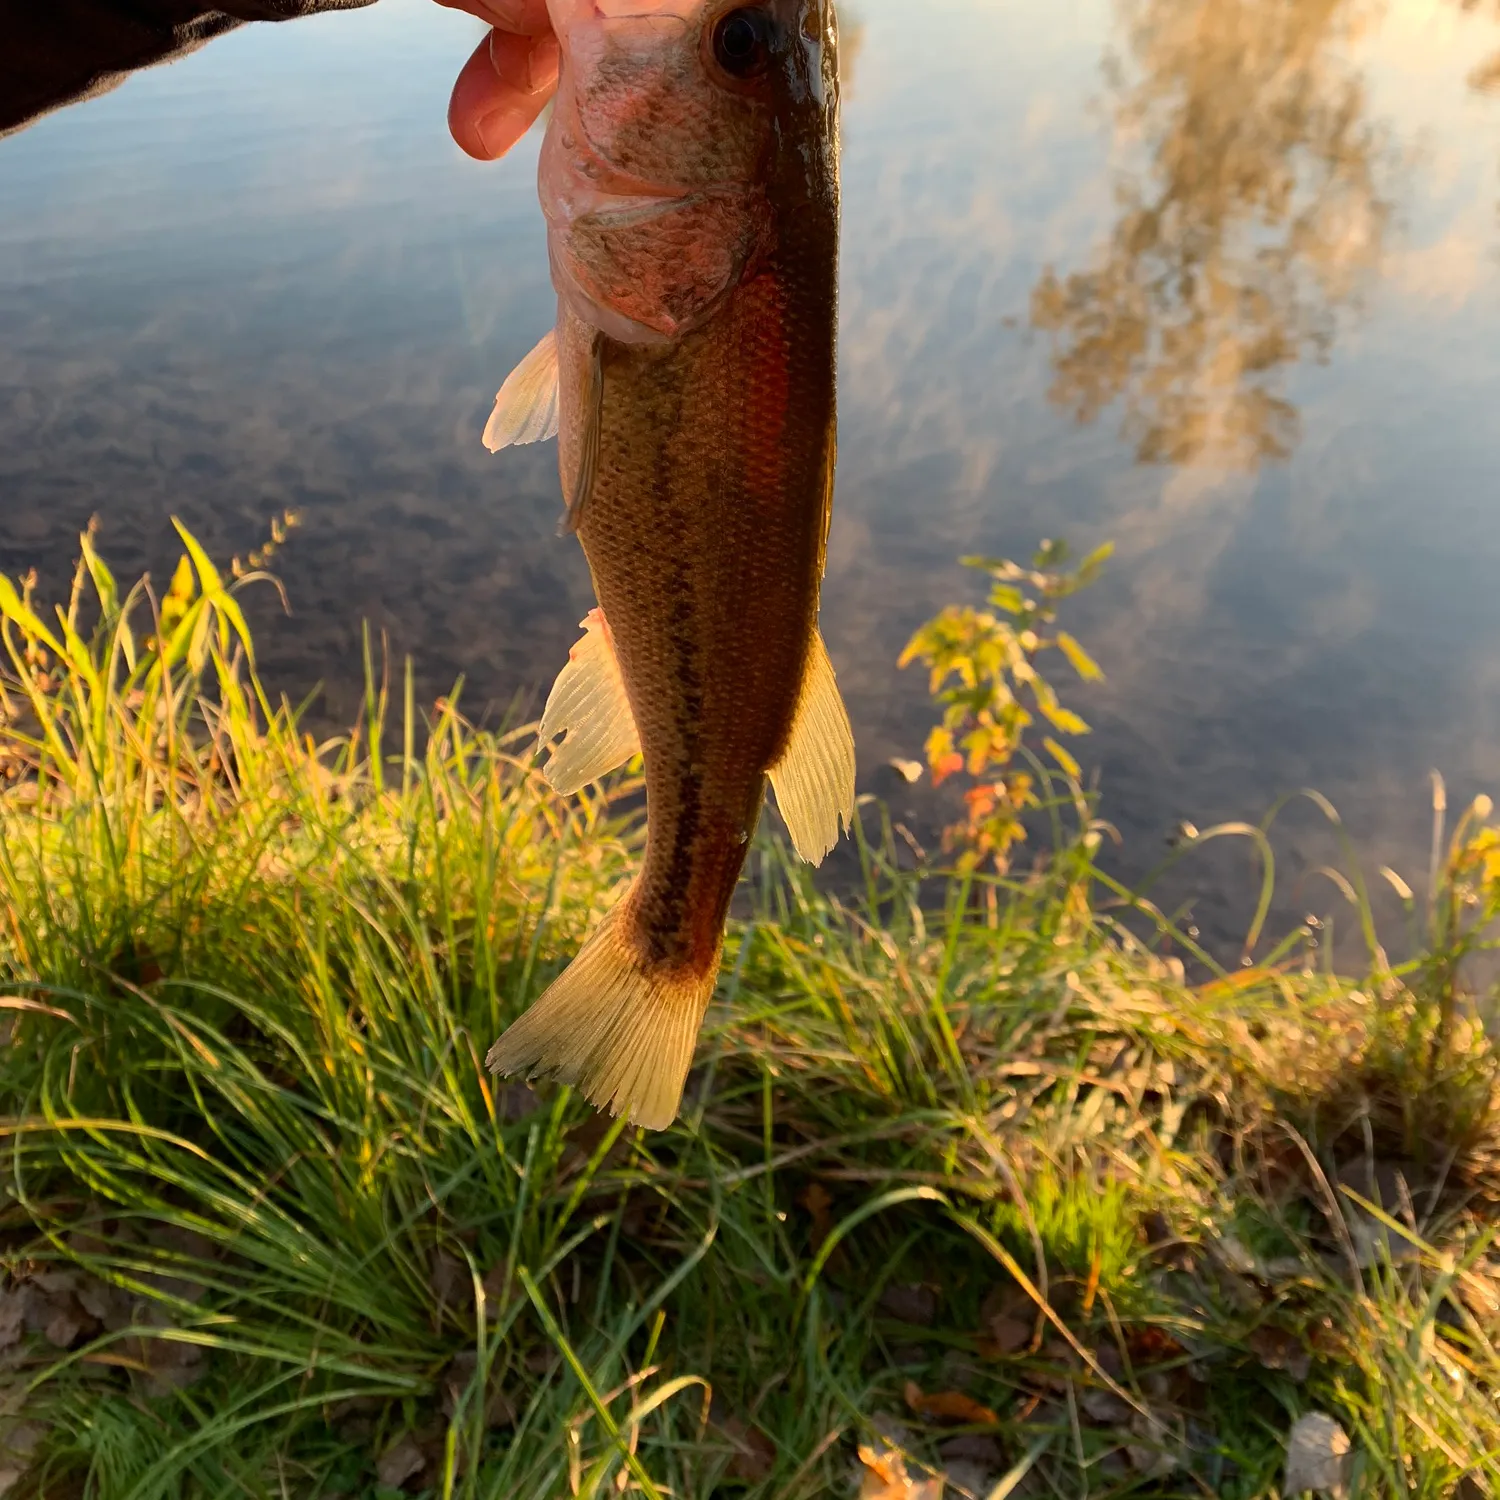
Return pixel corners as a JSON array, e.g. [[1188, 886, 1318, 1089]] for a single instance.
[[3, 0, 1500, 947]]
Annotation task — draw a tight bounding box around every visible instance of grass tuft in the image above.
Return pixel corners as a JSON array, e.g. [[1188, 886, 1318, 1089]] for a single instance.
[[1, 527, 1499, 1499]]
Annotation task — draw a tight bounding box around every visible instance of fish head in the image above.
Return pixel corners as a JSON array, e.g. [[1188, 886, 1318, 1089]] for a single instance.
[[541, 0, 840, 343]]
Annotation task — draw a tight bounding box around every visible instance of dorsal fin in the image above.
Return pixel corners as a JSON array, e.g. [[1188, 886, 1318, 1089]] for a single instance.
[[483, 330, 560, 452], [769, 630, 856, 865], [538, 608, 641, 796]]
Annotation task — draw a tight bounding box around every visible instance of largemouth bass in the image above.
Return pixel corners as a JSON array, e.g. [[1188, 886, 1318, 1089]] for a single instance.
[[483, 0, 852, 1130]]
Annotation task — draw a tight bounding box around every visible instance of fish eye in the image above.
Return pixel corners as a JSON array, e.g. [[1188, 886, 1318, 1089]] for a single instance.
[[712, 8, 774, 79]]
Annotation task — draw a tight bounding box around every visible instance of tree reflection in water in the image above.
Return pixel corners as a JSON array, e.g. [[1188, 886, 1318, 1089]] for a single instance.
[[1030, 0, 1394, 471], [1459, 0, 1500, 95]]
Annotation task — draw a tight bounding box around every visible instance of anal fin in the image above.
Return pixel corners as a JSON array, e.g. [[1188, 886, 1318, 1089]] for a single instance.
[[486, 900, 717, 1131], [539, 608, 641, 796], [484, 329, 560, 452], [769, 630, 856, 866]]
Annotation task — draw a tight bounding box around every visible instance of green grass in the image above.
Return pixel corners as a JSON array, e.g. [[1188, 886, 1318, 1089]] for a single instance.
[[1, 527, 1499, 1499]]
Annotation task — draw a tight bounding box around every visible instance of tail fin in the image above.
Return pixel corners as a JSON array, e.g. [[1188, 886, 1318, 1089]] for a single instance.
[[486, 904, 718, 1131]]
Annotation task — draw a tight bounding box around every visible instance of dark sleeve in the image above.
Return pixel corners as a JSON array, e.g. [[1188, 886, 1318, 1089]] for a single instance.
[[0, 0, 378, 140]]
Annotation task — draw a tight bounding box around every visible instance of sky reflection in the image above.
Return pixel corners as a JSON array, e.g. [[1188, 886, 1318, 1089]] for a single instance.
[[2, 0, 1500, 945]]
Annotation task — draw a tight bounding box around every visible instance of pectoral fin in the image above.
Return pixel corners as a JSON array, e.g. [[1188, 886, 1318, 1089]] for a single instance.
[[483, 330, 560, 452], [538, 608, 641, 796], [769, 631, 856, 866]]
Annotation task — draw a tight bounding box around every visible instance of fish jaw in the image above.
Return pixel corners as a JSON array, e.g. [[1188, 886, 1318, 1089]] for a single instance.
[[540, 0, 839, 342]]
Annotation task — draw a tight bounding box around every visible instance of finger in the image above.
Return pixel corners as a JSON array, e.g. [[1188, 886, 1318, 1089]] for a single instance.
[[448, 28, 560, 161], [433, 0, 553, 36]]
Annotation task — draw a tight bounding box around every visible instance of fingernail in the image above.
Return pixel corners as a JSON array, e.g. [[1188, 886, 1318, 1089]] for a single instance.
[[482, 0, 532, 27], [476, 107, 523, 159], [526, 34, 560, 92]]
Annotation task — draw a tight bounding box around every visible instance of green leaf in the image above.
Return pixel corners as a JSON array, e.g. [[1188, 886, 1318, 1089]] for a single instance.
[[173, 518, 256, 666], [173, 517, 227, 600], [1041, 703, 1091, 736], [1044, 737, 1082, 779], [80, 530, 118, 620], [987, 583, 1026, 616], [1077, 541, 1115, 582], [0, 575, 65, 656], [961, 554, 1024, 581], [1057, 631, 1104, 682], [54, 609, 99, 690]]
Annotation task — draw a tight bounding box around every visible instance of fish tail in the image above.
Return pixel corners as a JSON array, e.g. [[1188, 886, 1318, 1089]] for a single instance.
[[485, 902, 718, 1131]]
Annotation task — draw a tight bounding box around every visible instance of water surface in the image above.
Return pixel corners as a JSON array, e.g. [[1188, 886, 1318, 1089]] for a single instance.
[[4, 0, 1500, 943]]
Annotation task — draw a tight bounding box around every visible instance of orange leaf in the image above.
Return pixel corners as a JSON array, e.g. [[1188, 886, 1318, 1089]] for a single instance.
[[797, 1182, 834, 1250], [903, 1380, 1000, 1426], [1125, 1326, 1186, 1362], [856, 1444, 943, 1500], [930, 752, 964, 787]]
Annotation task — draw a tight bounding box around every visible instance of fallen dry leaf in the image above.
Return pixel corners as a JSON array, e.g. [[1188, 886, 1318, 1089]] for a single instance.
[[43, 1305, 87, 1349], [944, 1457, 1001, 1498], [31, 1269, 80, 1297], [440, 1351, 516, 1429], [559, 1112, 633, 1177], [938, 1433, 1004, 1466], [1213, 1234, 1260, 1277], [0, 1288, 30, 1350], [1248, 1325, 1311, 1382], [977, 1283, 1035, 1357], [133, 1335, 206, 1396], [855, 1442, 943, 1500], [0, 1421, 44, 1498], [376, 1436, 427, 1491], [1078, 1388, 1133, 1425], [798, 1182, 835, 1251], [713, 1414, 777, 1482], [1124, 1326, 1186, 1363], [1126, 1411, 1179, 1479], [1142, 1211, 1197, 1271], [1284, 1412, 1352, 1498], [429, 1250, 468, 1310], [978, 1315, 1030, 1358], [76, 1277, 131, 1330], [480, 1259, 513, 1320], [904, 1380, 999, 1427], [497, 1082, 541, 1121], [878, 1284, 938, 1326], [0, 1426, 43, 1460]]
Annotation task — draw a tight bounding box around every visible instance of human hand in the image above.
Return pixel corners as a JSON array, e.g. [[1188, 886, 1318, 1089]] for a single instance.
[[433, 0, 559, 161]]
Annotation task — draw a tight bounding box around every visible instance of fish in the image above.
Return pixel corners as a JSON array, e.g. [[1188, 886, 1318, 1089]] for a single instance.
[[482, 0, 853, 1131]]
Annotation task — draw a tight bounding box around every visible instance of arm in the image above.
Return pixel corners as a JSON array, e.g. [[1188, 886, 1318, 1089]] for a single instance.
[[0, 0, 375, 139], [1, 0, 561, 168]]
